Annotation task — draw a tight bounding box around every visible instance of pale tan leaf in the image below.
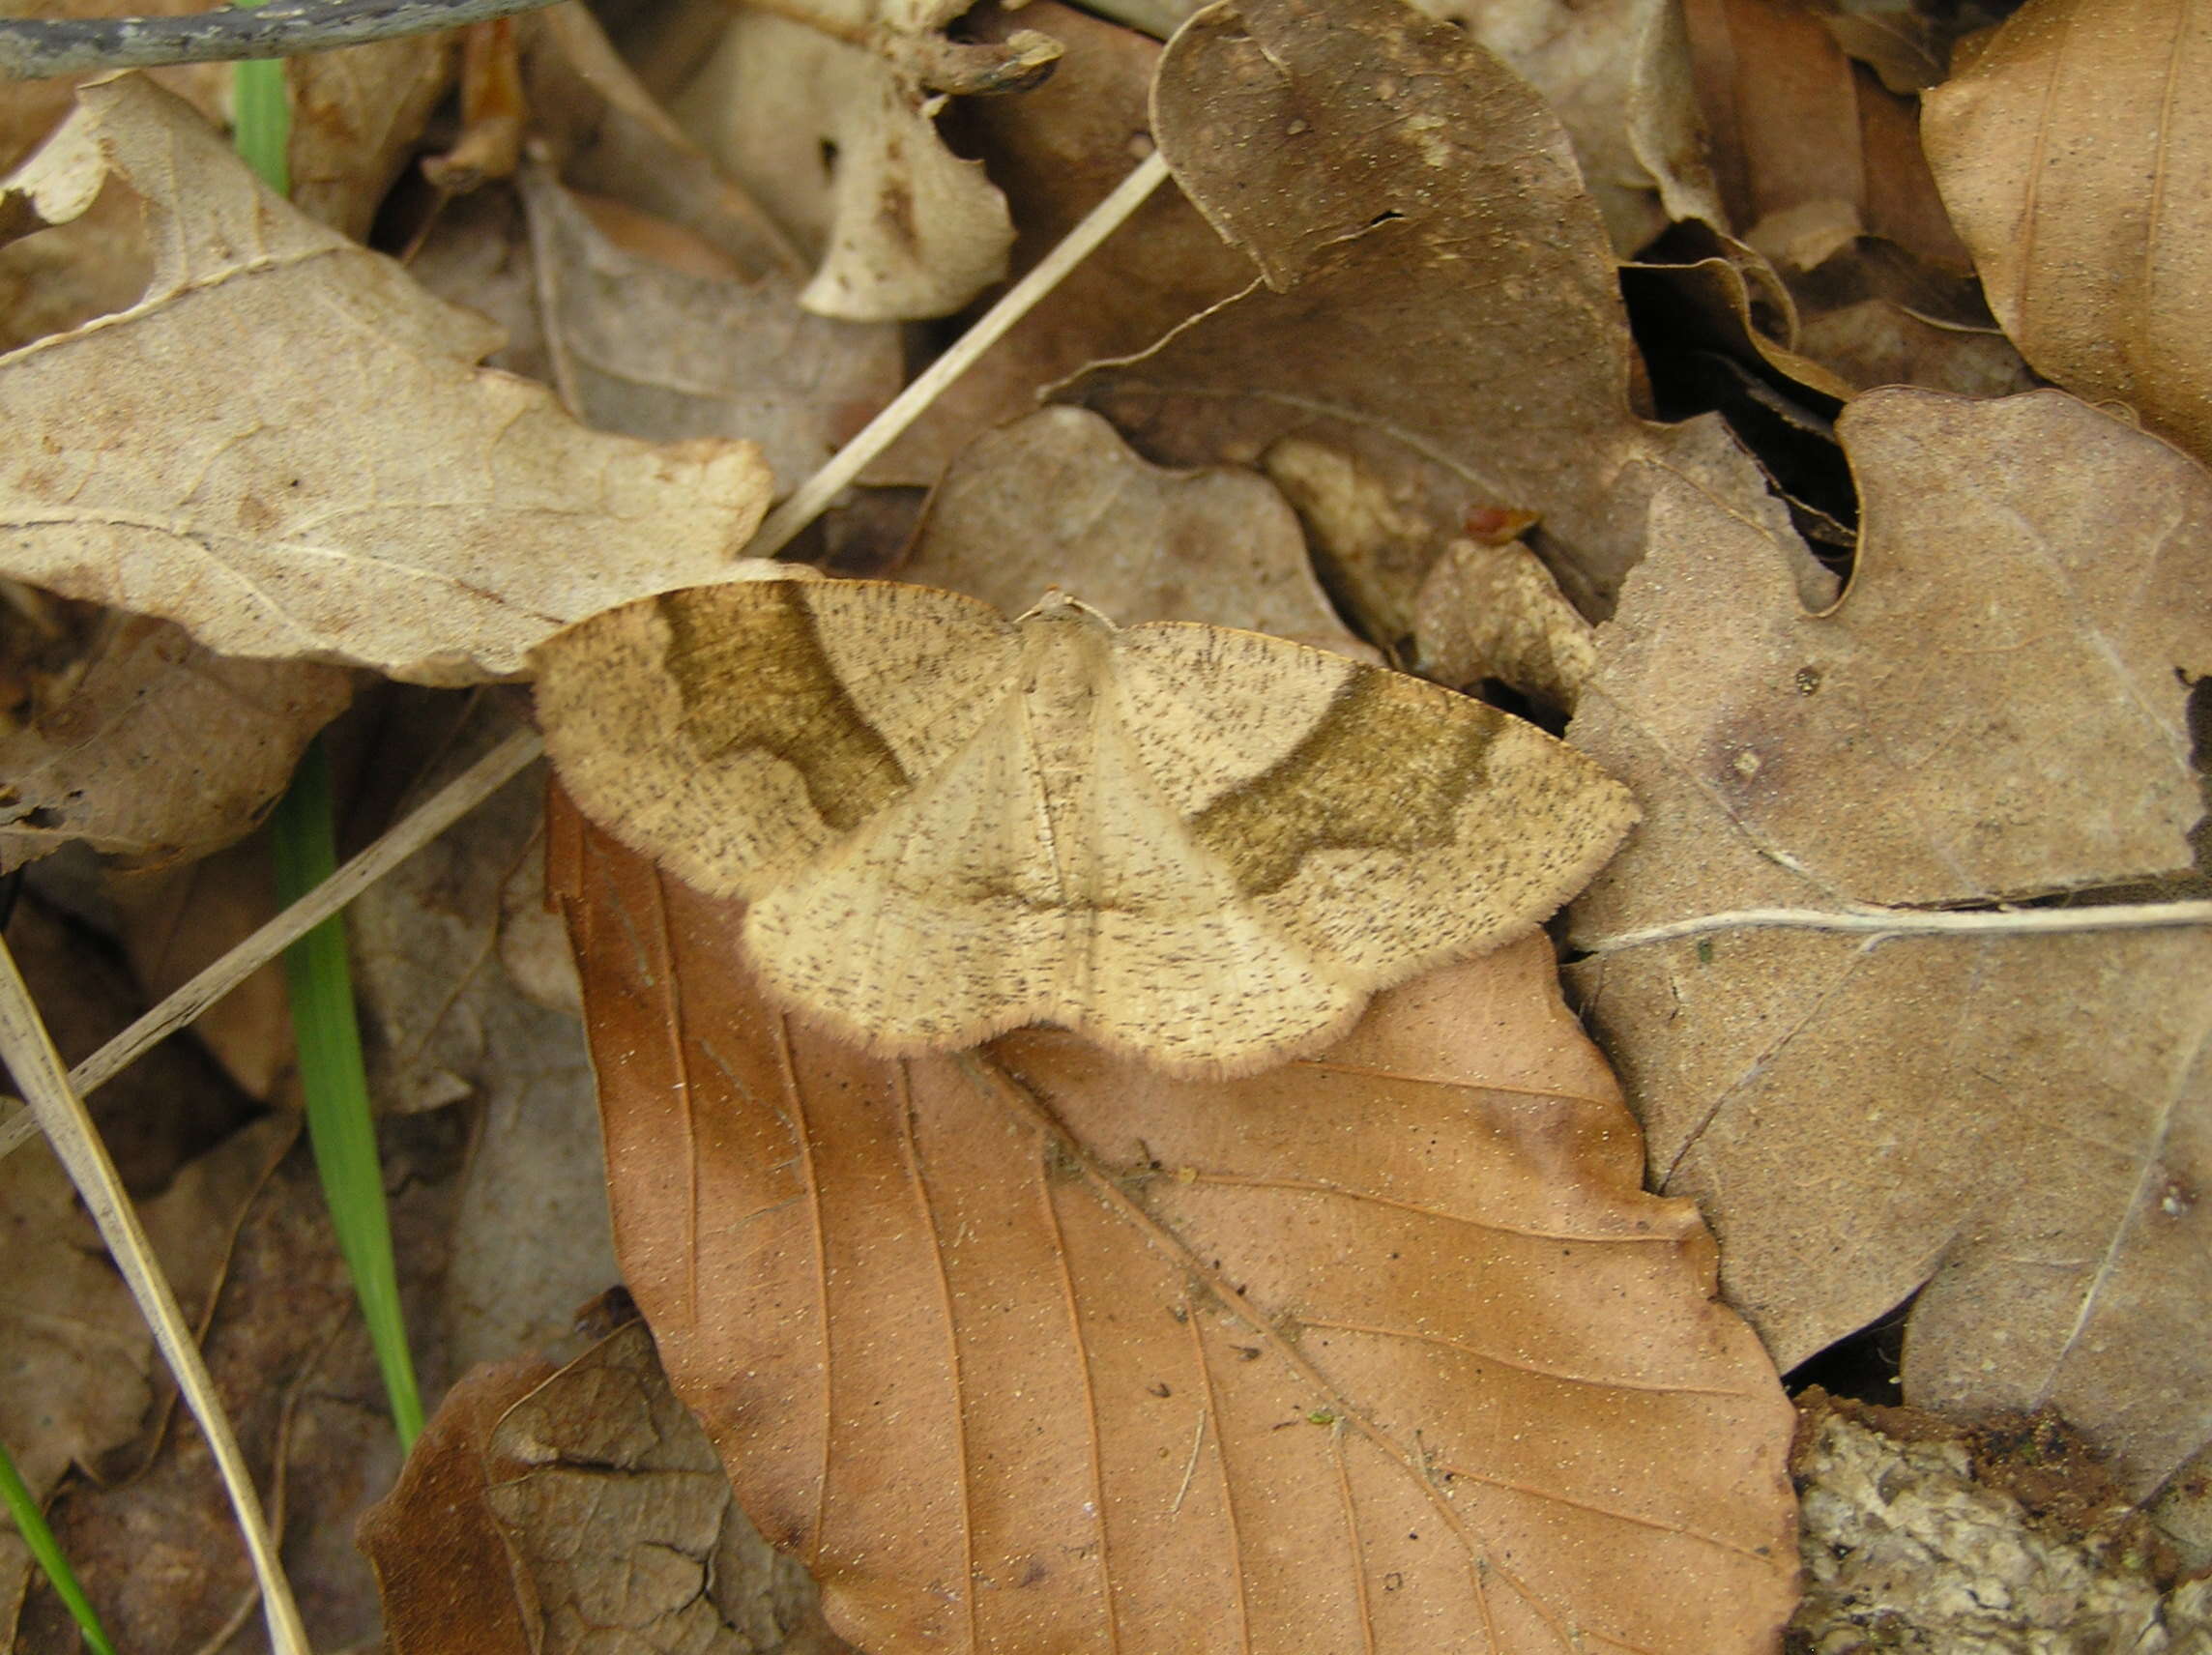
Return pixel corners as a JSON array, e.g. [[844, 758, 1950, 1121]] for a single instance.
[[897, 406, 1363, 653], [552, 797, 1799, 1654], [1922, 0, 2212, 468], [1412, 537, 1598, 713], [0, 613, 352, 874], [1682, 0, 1968, 269], [1067, 0, 1808, 622], [1564, 388, 2212, 1494], [0, 76, 772, 684]]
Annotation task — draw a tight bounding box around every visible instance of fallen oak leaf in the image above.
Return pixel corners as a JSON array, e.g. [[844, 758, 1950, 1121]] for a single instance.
[[550, 795, 1799, 1654], [1564, 387, 2212, 1494], [0, 75, 773, 684], [531, 577, 1635, 1075]]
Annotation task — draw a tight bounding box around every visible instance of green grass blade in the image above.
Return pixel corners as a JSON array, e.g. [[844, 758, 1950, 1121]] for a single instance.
[[230, 52, 289, 195], [0, 1439, 118, 1655], [272, 740, 425, 1450], [234, 32, 422, 1455]]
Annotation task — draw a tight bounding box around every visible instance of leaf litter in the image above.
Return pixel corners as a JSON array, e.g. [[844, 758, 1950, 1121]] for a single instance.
[[0, 0, 2206, 1649]]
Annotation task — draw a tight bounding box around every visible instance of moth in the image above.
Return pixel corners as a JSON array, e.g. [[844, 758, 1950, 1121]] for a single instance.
[[532, 577, 1635, 1075]]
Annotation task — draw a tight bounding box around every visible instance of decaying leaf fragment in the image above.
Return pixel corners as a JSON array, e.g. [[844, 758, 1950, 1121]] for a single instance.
[[363, 1318, 848, 1655], [533, 577, 1635, 1074], [1070, 0, 1802, 623], [1412, 535, 1600, 713], [675, 0, 1057, 321], [1565, 388, 2212, 1494], [1790, 1394, 2211, 1651], [553, 799, 1799, 1653], [1922, 0, 2212, 468], [0, 76, 773, 683]]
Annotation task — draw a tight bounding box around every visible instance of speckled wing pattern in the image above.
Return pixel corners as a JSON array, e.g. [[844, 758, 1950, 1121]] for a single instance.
[[532, 578, 1636, 1074]]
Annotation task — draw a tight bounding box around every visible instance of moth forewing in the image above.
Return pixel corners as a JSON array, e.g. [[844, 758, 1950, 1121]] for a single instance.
[[533, 579, 1637, 1074]]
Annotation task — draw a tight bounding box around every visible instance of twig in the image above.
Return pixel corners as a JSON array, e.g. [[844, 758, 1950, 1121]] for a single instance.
[[0, 726, 542, 1161], [0, 936, 310, 1655], [0, 0, 565, 78], [745, 147, 1171, 559], [1576, 898, 2212, 954]]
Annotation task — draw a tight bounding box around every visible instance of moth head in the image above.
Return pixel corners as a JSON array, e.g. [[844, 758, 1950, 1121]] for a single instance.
[[1017, 590, 1118, 630]]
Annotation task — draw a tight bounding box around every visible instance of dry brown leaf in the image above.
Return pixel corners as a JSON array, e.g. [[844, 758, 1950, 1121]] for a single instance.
[[1625, 221, 2033, 408], [364, 1315, 849, 1655], [551, 793, 1799, 1655], [0, 76, 772, 684], [360, 1348, 555, 1655], [897, 406, 1361, 653], [672, 0, 1053, 320], [1922, 0, 2212, 469], [1067, 0, 1800, 621], [1410, 0, 1724, 255], [114, 833, 296, 1102], [870, 0, 1256, 485], [1818, 0, 1949, 94], [518, 164, 900, 495], [0, 612, 352, 874], [1564, 388, 2212, 1494], [280, 34, 456, 240], [524, 4, 805, 282]]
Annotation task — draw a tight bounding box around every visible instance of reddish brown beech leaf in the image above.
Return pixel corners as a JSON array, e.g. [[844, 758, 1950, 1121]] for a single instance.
[[1068, 0, 1798, 621], [551, 793, 1798, 1654]]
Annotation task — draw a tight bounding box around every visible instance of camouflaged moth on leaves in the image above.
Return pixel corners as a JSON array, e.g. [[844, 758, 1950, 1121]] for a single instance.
[[531, 578, 1636, 1075]]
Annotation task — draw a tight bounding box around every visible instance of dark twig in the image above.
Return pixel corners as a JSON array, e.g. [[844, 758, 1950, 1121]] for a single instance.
[[0, 0, 565, 79]]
